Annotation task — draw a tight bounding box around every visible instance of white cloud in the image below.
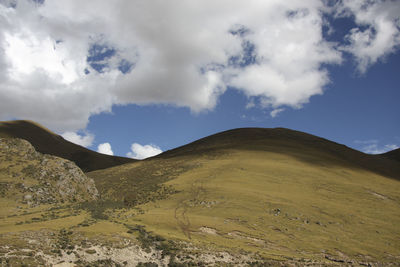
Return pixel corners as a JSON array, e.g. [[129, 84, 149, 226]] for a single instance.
[[245, 98, 256, 109], [385, 144, 399, 151], [355, 140, 399, 154], [270, 108, 285, 118], [97, 142, 113, 155], [336, 0, 400, 73], [363, 144, 399, 154], [0, 1, 396, 131], [61, 131, 94, 148], [126, 143, 162, 160]]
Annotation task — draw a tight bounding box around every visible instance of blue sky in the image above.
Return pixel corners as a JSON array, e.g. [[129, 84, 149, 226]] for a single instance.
[[86, 51, 400, 157], [0, 0, 399, 158]]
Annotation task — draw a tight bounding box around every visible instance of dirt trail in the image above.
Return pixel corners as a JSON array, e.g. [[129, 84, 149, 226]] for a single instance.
[[174, 180, 207, 238]]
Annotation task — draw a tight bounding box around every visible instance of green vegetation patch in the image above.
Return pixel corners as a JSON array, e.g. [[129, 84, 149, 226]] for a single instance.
[[87, 157, 199, 206], [78, 200, 125, 220]]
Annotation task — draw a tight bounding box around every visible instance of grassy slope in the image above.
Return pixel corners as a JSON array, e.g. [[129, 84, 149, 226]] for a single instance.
[[88, 128, 400, 263], [0, 120, 134, 172]]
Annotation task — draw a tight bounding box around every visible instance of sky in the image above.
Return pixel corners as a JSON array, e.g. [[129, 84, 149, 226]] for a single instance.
[[0, 0, 399, 159]]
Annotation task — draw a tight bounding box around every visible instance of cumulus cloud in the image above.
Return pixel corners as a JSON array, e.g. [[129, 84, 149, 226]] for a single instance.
[[61, 131, 94, 147], [126, 143, 162, 160], [97, 142, 114, 155], [336, 0, 400, 73], [0, 0, 397, 131], [355, 140, 399, 154]]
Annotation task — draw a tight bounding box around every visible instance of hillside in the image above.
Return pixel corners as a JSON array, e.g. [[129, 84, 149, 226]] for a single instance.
[[0, 120, 134, 172], [0, 126, 399, 265], [86, 128, 400, 265], [156, 128, 400, 180]]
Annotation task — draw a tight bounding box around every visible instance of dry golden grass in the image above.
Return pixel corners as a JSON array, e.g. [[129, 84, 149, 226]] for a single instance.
[[87, 128, 400, 263], [1, 126, 399, 265]]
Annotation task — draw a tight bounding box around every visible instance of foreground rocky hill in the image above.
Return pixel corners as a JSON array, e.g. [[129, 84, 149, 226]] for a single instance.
[[0, 138, 98, 206]]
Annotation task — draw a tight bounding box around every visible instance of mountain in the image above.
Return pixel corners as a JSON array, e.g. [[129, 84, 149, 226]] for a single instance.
[[90, 127, 400, 204], [156, 127, 400, 180], [0, 120, 134, 172], [86, 127, 400, 265], [1, 125, 399, 266]]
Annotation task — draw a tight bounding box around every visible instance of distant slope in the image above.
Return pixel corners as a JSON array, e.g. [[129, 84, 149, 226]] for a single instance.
[[381, 148, 400, 162], [87, 127, 400, 264], [0, 120, 134, 172], [157, 127, 400, 180]]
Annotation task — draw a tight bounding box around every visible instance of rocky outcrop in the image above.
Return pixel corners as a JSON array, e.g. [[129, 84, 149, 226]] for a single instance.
[[0, 138, 98, 206]]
